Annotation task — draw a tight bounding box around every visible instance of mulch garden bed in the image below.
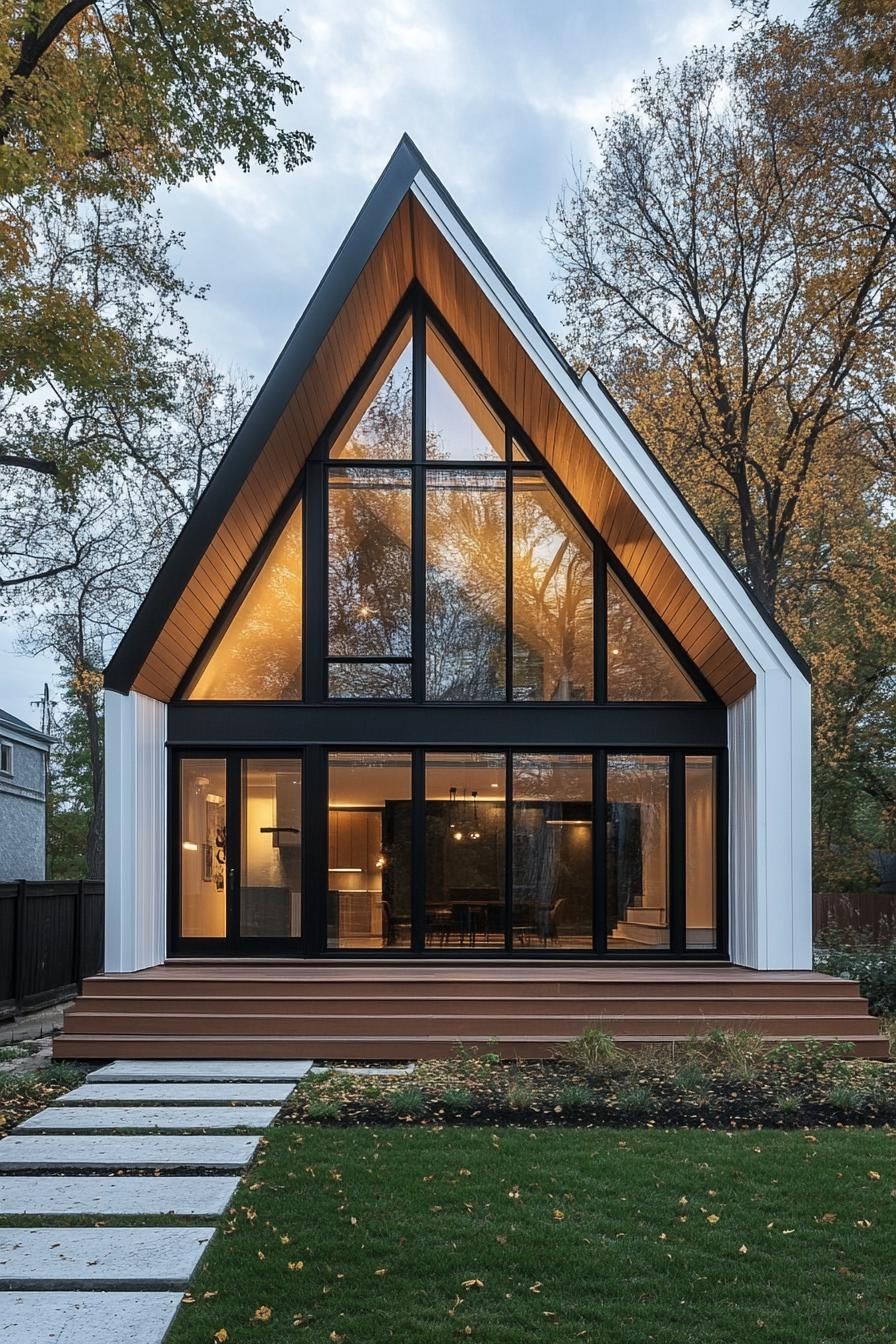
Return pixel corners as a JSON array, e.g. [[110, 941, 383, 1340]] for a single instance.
[[279, 1035, 896, 1130]]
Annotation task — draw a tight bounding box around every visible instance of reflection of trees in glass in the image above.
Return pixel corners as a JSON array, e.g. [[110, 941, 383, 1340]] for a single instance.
[[189, 506, 302, 699], [328, 468, 411, 657], [333, 336, 412, 460], [329, 662, 412, 698], [512, 755, 592, 941], [512, 479, 593, 700], [606, 574, 700, 701], [425, 472, 506, 700]]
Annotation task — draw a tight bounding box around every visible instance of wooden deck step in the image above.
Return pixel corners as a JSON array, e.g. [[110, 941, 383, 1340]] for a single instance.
[[54, 1032, 891, 1061], [54, 963, 887, 1061]]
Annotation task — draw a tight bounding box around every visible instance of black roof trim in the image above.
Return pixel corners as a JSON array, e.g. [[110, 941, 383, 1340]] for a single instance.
[[106, 133, 807, 693]]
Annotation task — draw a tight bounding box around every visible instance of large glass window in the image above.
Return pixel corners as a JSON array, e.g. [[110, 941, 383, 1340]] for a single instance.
[[425, 753, 505, 947], [331, 319, 412, 460], [426, 322, 504, 461], [179, 758, 227, 938], [187, 503, 302, 701], [686, 756, 717, 949], [606, 755, 670, 950], [426, 470, 506, 700], [328, 467, 412, 697], [512, 754, 592, 948], [240, 758, 301, 938], [327, 753, 412, 949], [512, 473, 593, 700], [606, 573, 701, 702]]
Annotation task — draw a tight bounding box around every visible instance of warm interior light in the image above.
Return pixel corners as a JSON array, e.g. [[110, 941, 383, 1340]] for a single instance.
[[328, 866, 363, 873], [545, 820, 592, 827], [205, 793, 224, 804], [453, 830, 463, 841], [182, 841, 198, 851], [611, 648, 620, 656]]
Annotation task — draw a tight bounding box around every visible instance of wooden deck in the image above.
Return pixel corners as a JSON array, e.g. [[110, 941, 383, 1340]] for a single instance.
[[53, 961, 888, 1060]]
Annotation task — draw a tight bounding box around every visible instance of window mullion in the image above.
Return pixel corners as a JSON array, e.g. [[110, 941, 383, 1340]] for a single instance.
[[412, 295, 426, 703], [505, 428, 513, 702]]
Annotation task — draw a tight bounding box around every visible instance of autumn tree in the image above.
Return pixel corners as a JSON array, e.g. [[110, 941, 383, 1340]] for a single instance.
[[548, 1, 896, 883], [0, 1, 311, 481]]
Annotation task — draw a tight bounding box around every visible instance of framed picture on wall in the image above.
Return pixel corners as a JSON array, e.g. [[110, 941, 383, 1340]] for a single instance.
[[202, 843, 213, 883]]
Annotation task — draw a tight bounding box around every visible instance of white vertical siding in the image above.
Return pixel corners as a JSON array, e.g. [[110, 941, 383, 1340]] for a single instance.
[[728, 675, 812, 971], [104, 689, 167, 972]]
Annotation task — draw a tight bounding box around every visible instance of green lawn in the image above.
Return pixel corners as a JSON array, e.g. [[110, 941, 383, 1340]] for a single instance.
[[167, 1125, 896, 1344]]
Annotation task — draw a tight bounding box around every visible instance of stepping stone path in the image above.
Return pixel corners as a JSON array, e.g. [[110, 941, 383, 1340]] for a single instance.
[[0, 1057, 311, 1344]]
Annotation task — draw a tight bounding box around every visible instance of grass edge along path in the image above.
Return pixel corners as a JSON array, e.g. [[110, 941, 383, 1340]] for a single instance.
[[166, 1124, 896, 1344]]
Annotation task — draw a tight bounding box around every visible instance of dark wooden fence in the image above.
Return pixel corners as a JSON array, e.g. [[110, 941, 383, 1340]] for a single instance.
[[814, 890, 896, 942], [0, 880, 103, 1021]]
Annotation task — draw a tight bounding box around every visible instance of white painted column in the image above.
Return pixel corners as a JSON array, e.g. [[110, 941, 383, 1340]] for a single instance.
[[104, 689, 167, 972], [728, 672, 812, 970]]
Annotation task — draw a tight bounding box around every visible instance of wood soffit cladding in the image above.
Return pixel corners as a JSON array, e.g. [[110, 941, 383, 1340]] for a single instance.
[[129, 190, 755, 705]]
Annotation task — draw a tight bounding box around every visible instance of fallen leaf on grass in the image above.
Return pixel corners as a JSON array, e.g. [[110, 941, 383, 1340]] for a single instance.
[[213, 1332, 228, 1343], [254, 1306, 272, 1322], [552, 1209, 565, 1221], [706, 1215, 720, 1225], [868, 1171, 881, 1181], [462, 1278, 484, 1289], [374, 1268, 387, 1276]]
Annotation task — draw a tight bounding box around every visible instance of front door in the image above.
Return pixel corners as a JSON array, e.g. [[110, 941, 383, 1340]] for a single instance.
[[173, 752, 304, 955]]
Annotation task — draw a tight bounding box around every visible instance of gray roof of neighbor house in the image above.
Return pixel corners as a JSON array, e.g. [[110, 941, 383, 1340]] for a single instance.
[[0, 707, 52, 745]]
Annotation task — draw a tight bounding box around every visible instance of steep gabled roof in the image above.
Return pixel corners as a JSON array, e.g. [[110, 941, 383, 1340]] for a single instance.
[[106, 135, 807, 703]]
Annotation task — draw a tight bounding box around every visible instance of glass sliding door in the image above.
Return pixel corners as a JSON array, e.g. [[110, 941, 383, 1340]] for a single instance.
[[511, 754, 593, 949], [239, 758, 302, 940], [424, 753, 505, 948], [606, 755, 670, 951], [179, 758, 228, 940], [686, 756, 717, 950], [173, 751, 304, 954], [327, 752, 412, 949]]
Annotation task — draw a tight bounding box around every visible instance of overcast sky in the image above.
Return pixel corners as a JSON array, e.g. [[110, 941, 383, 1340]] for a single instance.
[[1, 0, 809, 727]]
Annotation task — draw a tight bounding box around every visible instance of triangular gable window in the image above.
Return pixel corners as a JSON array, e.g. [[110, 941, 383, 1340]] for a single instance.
[[606, 572, 702, 701], [426, 322, 504, 460], [331, 318, 412, 459], [186, 501, 302, 700]]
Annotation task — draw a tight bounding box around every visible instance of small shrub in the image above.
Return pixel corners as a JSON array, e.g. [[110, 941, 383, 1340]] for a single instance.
[[615, 1084, 655, 1115], [441, 1086, 475, 1110], [505, 1079, 535, 1109], [387, 1086, 427, 1117], [684, 1029, 769, 1082], [767, 1039, 853, 1078], [826, 1084, 870, 1111], [672, 1061, 707, 1092], [556, 1083, 592, 1109], [305, 1099, 343, 1121], [560, 1026, 621, 1074], [362, 1083, 383, 1099], [776, 1094, 801, 1115], [814, 938, 896, 1017]]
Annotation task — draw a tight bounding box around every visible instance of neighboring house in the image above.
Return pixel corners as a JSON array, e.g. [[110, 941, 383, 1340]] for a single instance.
[[56, 139, 883, 1060], [0, 707, 51, 881]]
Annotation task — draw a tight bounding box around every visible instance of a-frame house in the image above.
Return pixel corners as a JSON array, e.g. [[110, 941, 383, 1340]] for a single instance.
[[55, 138, 884, 1059]]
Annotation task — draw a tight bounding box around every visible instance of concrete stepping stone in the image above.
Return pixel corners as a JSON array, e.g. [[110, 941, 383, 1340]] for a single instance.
[[0, 1133, 258, 1171], [19, 1105, 280, 1132], [0, 1175, 240, 1216], [0, 1227, 214, 1289], [0, 1291, 182, 1343], [64, 1081, 294, 1104], [89, 1059, 311, 1082]]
